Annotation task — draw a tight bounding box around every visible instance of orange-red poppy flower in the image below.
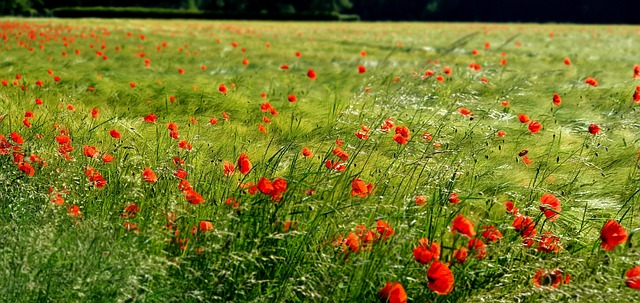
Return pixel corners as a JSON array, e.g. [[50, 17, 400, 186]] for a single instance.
[[518, 114, 530, 123], [199, 220, 214, 232], [307, 69, 317, 80], [537, 232, 562, 253], [532, 268, 570, 288], [142, 167, 158, 183], [626, 266, 640, 289], [413, 238, 440, 264], [585, 77, 598, 87], [468, 238, 487, 259], [237, 152, 252, 175], [481, 226, 503, 243], [427, 260, 454, 295], [600, 219, 628, 251], [378, 282, 407, 303], [453, 247, 468, 263], [301, 147, 313, 158], [351, 177, 373, 197], [528, 121, 542, 133], [223, 161, 235, 176], [451, 214, 475, 238], [513, 214, 536, 238], [539, 193, 561, 221]]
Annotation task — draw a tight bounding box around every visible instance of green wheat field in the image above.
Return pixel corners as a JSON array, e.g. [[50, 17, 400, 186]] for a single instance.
[[1, 18, 640, 302]]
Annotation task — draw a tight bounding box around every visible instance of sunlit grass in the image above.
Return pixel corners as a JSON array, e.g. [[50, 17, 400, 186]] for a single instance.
[[0, 18, 639, 302]]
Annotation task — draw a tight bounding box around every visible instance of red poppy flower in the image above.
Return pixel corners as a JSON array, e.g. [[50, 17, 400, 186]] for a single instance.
[[258, 124, 266, 133], [184, 188, 204, 204], [518, 114, 530, 123], [288, 94, 297, 102], [110, 129, 121, 139], [532, 268, 570, 288], [585, 77, 598, 87], [453, 247, 468, 263], [451, 215, 475, 238], [280, 63, 289, 70], [481, 226, 503, 243], [257, 177, 274, 195], [237, 152, 252, 175], [242, 58, 249, 65], [458, 108, 473, 118], [528, 121, 542, 133], [448, 192, 460, 204], [101, 153, 114, 163], [415, 195, 427, 206], [174, 168, 188, 179], [513, 214, 537, 238], [626, 266, 640, 289], [378, 282, 407, 303], [496, 130, 506, 137], [222, 161, 235, 176], [634, 86, 640, 103], [219, 84, 227, 94], [553, 93, 562, 106], [504, 201, 518, 214], [393, 126, 411, 145], [18, 161, 35, 177], [10, 132, 24, 144], [129, 82, 136, 88], [443, 66, 452, 75], [295, 51, 301, 58], [537, 232, 562, 253], [351, 177, 373, 197], [178, 68, 185, 74], [333, 147, 349, 161], [307, 69, 317, 80], [325, 160, 346, 171], [198, 220, 214, 232], [539, 193, 561, 221], [142, 167, 158, 183], [143, 113, 158, 123], [22, 118, 31, 128], [634, 64, 640, 79], [413, 238, 440, 264], [301, 147, 313, 158], [358, 65, 366, 74], [91, 108, 99, 119], [600, 219, 628, 251], [376, 220, 394, 241], [427, 260, 454, 295], [564, 58, 571, 65], [468, 238, 487, 259], [83, 145, 98, 158], [589, 123, 600, 135], [270, 178, 288, 202]]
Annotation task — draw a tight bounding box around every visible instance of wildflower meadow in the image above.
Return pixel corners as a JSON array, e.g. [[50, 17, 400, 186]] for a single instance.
[[0, 18, 639, 302]]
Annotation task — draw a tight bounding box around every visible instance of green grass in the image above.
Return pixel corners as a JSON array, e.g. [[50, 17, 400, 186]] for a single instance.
[[1, 18, 639, 302]]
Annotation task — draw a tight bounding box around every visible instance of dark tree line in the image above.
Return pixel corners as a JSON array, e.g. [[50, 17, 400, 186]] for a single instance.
[[3, 0, 640, 24]]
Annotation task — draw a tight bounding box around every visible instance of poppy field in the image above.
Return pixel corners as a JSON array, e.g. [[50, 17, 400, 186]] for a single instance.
[[1, 18, 640, 302]]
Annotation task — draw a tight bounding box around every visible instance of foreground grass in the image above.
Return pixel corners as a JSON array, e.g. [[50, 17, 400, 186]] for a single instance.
[[0, 18, 639, 302]]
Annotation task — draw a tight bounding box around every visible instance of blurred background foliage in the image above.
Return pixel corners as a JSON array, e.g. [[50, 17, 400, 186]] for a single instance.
[[2, 0, 640, 23]]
